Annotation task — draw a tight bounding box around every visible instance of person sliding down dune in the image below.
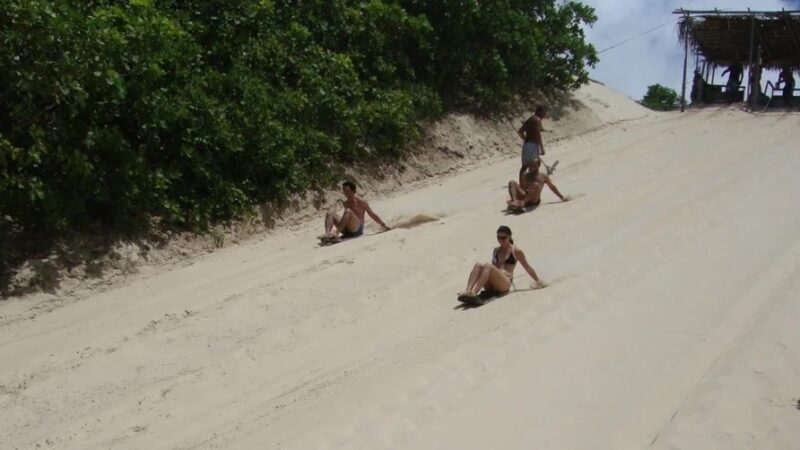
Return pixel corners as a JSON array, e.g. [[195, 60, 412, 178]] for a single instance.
[[321, 180, 391, 243], [458, 226, 545, 301], [507, 159, 568, 210]]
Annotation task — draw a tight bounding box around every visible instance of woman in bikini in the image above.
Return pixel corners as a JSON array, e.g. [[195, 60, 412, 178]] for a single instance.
[[458, 226, 545, 301]]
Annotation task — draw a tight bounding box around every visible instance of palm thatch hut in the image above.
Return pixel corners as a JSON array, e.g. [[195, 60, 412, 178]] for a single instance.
[[674, 9, 800, 110]]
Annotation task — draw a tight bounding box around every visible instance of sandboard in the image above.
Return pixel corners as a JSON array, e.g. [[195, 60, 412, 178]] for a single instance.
[[457, 290, 505, 306], [545, 159, 560, 176], [505, 203, 539, 215], [318, 235, 342, 246]]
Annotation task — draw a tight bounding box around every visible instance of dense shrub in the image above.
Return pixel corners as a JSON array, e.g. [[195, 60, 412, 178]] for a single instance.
[[0, 0, 597, 278], [641, 83, 680, 111]]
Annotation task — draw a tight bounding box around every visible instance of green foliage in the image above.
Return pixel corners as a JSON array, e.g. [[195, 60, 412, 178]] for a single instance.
[[400, 0, 598, 107], [0, 0, 597, 274], [641, 84, 680, 111]]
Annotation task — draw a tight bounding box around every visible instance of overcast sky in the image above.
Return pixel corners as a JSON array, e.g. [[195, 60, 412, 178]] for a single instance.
[[581, 0, 800, 100]]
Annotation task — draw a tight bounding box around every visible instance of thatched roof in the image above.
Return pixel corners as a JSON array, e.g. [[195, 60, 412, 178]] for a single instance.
[[676, 10, 800, 69]]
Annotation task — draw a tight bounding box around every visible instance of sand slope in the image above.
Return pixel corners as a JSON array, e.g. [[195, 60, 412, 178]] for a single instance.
[[2, 85, 800, 449]]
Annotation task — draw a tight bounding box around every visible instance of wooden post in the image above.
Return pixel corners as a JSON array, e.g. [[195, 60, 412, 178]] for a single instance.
[[697, 63, 704, 104], [747, 12, 756, 107], [681, 15, 690, 112], [752, 45, 762, 108]]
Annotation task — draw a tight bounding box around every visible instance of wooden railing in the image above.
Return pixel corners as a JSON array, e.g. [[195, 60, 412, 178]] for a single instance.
[[763, 81, 799, 110]]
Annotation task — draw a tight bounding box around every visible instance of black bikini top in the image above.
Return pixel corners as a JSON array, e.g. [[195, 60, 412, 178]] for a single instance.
[[493, 247, 517, 267]]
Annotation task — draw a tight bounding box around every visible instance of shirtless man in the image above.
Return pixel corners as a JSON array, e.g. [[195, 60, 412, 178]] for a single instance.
[[721, 63, 744, 103], [323, 181, 390, 241], [517, 105, 550, 184], [507, 160, 568, 210]]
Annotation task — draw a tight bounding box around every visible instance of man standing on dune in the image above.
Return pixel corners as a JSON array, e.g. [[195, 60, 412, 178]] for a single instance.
[[517, 105, 554, 185]]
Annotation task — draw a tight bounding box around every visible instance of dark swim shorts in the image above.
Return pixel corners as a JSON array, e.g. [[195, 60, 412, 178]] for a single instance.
[[341, 222, 364, 239]]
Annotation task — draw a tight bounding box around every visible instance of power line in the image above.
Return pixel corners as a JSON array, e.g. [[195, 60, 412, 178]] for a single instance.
[[597, 19, 678, 54]]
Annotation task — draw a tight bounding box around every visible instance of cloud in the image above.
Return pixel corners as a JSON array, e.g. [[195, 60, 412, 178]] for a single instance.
[[581, 0, 794, 99]]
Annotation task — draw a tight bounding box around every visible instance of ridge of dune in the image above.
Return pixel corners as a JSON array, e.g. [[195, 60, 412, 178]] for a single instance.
[[2, 83, 800, 450]]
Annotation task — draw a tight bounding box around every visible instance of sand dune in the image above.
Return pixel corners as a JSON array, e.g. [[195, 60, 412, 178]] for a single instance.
[[2, 83, 800, 450]]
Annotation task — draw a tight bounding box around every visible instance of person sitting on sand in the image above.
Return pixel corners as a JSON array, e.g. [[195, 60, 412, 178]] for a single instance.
[[322, 180, 391, 241], [507, 159, 568, 209], [458, 226, 545, 300]]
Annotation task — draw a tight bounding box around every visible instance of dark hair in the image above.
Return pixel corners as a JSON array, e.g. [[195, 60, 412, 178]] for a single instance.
[[535, 105, 548, 115], [342, 180, 357, 192], [496, 225, 514, 244]]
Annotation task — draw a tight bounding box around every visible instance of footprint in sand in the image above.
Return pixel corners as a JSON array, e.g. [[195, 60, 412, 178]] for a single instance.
[[136, 312, 183, 337]]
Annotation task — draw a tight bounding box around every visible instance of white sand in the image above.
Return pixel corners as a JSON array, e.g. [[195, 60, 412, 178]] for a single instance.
[[2, 83, 800, 449]]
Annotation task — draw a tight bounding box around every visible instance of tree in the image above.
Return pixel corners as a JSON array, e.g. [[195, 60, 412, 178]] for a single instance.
[[641, 84, 680, 111], [0, 0, 599, 289]]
